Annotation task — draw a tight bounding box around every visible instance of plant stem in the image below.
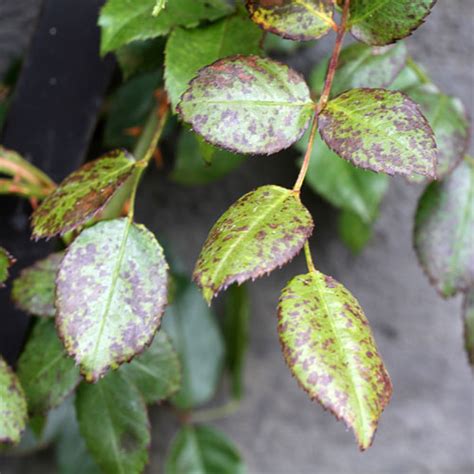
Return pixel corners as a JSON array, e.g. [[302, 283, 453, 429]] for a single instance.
[[407, 57, 430, 84], [191, 398, 241, 424], [304, 241, 316, 273]]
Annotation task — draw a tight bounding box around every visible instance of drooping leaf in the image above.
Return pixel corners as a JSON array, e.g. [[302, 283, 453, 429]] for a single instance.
[[193, 185, 314, 303], [177, 55, 314, 155], [12, 252, 63, 317], [338, 210, 373, 254], [165, 425, 244, 474], [0, 246, 15, 287], [17, 320, 80, 416], [163, 275, 225, 409], [463, 290, 474, 368], [165, 13, 263, 110], [76, 371, 150, 474], [319, 88, 437, 178], [99, 0, 234, 54], [278, 270, 392, 450], [31, 150, 136, 239], [56, 218, 169, 381], [121, 329, 181, 404], [246, 0, 334, 41], [414, 156, 474, 298], [0, 357, 27, 445], [346, 0, 437, 46], [310, 42, 408, 98]]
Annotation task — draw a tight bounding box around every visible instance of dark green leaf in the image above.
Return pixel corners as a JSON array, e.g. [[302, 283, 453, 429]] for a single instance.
[[0, 246, 14, 287], [177, 55, 314, 155], [31, 150, 136, 239], [163, 275, 225, 409], [193, 185, 314, 303], [278, 270, 392, 450], [319, 88, 437, 178], [165, 13, 263, 110], [76, 371, 150, 474], [463, 290, 474, 368], [99, 0, 234, 54], [414, 156, 474, 298], [165, 425, 244, 474], [121, 329, 181, 404], [0, 357, 27, 444], [12, 252, 63, 317], [347, 0, 437, 46], [56, 218, 169, 381], [338, 210, 373, 254], [17, 320, 80, 416]]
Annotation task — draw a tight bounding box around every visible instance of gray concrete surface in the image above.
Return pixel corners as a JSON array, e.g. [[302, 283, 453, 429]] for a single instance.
[[1, 0, 473, 473]]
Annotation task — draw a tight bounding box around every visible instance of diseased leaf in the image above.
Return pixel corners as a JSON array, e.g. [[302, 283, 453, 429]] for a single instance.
[[31, 150, 136, 239], [319, 88, 437, 178], [177, 55, 314, 155], [17, 320, 80, 416], [56, 218, 169, 381], [163, 275, 225, 409], [414, 156, 474, 298], [12, 252, 63, 317], [338, 210, 373, 254], [165, 425, 244, 474], [99, 0, 233, 54], [193, 185, 314, 303], [463, 290, 474, 368], [0, 246, 15, 287], [121, 329, 181, 404], [246, 0, 334, 41], [347, 0, 437, 46], [165, 13, 263, 110], [0, 357, 27, 445], [278, 271, 392, 450], [76, 372, 150, 474]]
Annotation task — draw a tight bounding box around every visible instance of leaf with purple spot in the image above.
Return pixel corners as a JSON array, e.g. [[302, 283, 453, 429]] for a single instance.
[[278, 270, 392, 450]]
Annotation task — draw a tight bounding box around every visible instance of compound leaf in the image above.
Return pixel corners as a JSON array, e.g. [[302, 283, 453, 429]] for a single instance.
[[319, 88, 437, 178], [0, 246, 15, 287], [17, 320, 80, 416], [56, 218, 168, 382], [246, 0, 334, 41], [278, 271, 392, 450], [193, 185, 314, 303], [414, 156, 474, 298], [177, 55, 314, 155], [463, 290, 474, 368], [12, 252, 63, 317], [76, 371, 150, 474], [32, 150, 136, 239]]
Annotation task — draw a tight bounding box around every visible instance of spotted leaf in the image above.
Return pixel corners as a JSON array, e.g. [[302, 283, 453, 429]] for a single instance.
[[346, 0, 437, 46], [0, 246, 15, 287], [56, 218, 169, 382], [0, 357, 27, 445], [463, 290, 474, 368], [319, 88, 437, 178], [193, 185, 314, 303], [31, 150, 136, 239], [12, 252, 63, 317], [177, 55, 314, 155], [246, 0, 335, 41], [414, 156, 474, 298], [278, 271, 392, 450]]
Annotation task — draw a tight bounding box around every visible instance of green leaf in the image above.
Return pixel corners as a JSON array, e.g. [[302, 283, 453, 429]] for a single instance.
[[264, 32, 302, 54], [193, 185, 314, 303], [338, 210, 373, 254], [121, 329, 181, 404], [165, 13, 263, 110], [177, 55, 314, 155], [56, 218, 169, 381], [278, 270, 392, 450], [165, 425, 244, 474], [99, 0, 234, 54], [0, 246, 14, 287], [223, 284, 249, 399], [389, 60, 430, 92], [153, 0, 167, 16], [0, 357, 27, 445], [17, 320, 80, 416], [171, 129, 245, 186], [246, 0, 334, 41], [347, 0, 437, 46], [310, 42, 408, 98], [12, 252, 63, 317], [76, 371, 150, 474], [163, 275, 225, 409], [319, 88, 437, 178], [31, 150, 136, 239], [414, 156, 474, 298], [463, 290, 474, 368]]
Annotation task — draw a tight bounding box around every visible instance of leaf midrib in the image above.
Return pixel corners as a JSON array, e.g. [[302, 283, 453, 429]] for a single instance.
[[348, 0, 392, 26], [294, 0, 334, 28]]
